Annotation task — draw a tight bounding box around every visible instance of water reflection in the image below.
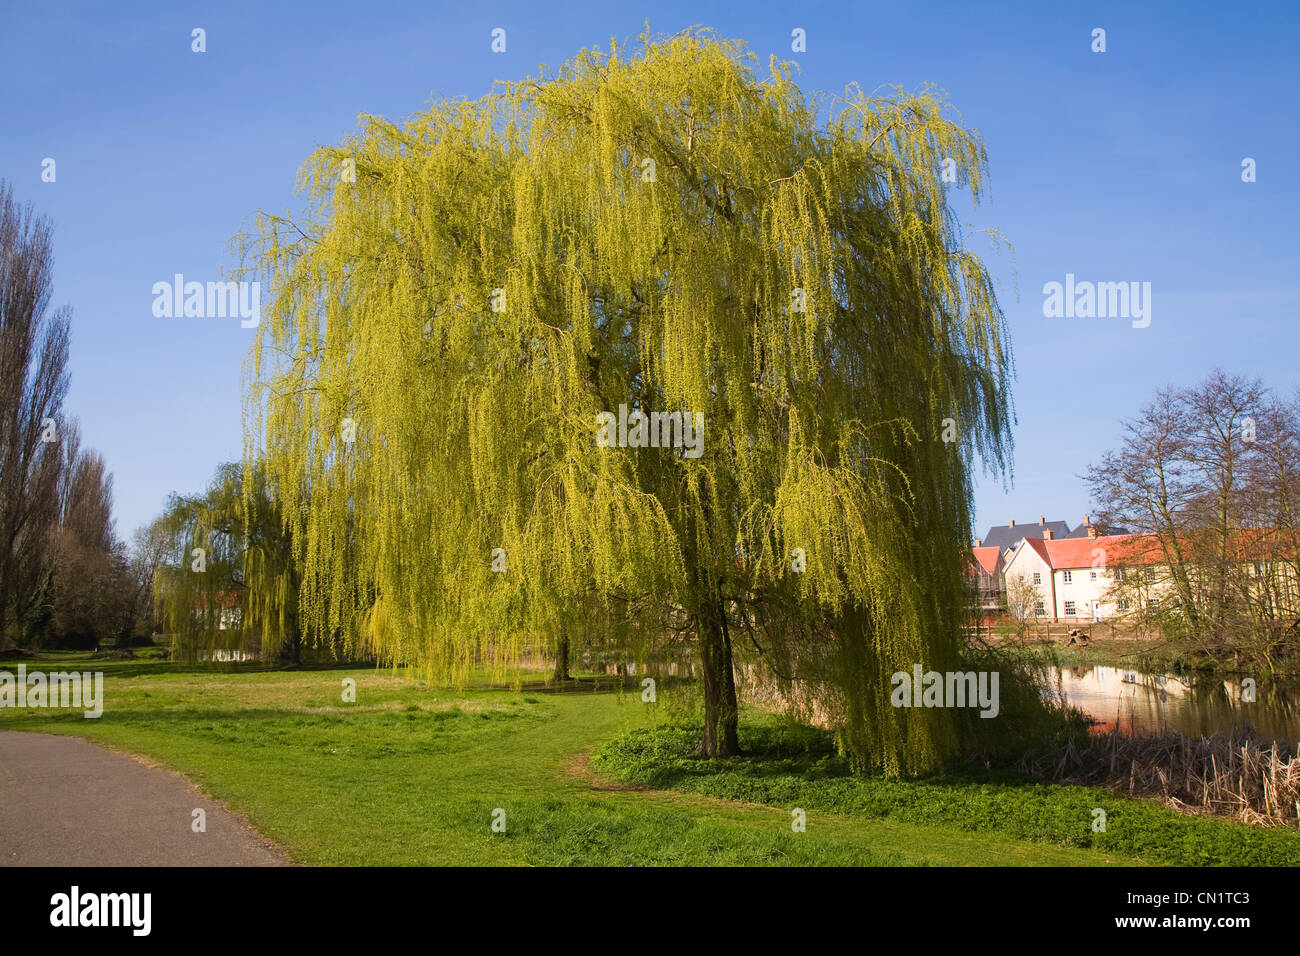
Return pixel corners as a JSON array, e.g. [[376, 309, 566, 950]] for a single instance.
[[1049, 665, 1300, 743]]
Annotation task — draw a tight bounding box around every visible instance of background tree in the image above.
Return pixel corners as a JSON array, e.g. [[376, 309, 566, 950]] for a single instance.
[[1086, 370, 1300, 669], [154, 461, 305, 662], [118, 519, 171, 644], [1179, 371, 1267, 626], [1242, 391, 1300, 620], [1003, 574, 1040, 640], [49, 420, 127, 648], [0, 180, 70, 647], [243, 29, 1016, 772], [1085, 384, 1201, 623]]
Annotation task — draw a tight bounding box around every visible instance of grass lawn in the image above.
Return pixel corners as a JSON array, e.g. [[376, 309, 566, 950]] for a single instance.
[[3, 651, 1294, 866]]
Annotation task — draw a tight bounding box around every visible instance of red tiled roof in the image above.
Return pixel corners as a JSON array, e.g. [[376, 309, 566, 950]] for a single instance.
[[1223, 526, 1300, 562], [192, 590, 241, 610], [971, 546, 1001, 575], [1046, 533, 1166, 569], [1020, 537, 1052, 566], [979, 528, 1295, 574]]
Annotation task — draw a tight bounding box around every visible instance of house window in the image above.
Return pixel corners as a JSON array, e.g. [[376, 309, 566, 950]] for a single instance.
[[1032, 572, 1041, 585], [1062, 570, 1072, 584], [1115, 568, 1125, 582], [1034, 600, 1045, 616], [1148, 597, 1160, 611], [1117, 598, 1129, 612], [1064, 601, 1077, 616], [1089, 570, 1097, 581], [1145, 568, 1156, 582]]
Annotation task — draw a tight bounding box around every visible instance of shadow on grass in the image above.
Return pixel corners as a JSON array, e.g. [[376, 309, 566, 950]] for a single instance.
[[0, 653, 387, 681], [2, 655, 696, 697], [478, 674, 696, 696]]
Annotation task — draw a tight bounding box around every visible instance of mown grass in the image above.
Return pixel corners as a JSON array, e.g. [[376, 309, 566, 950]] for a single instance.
[[592, 719, 1300, 866], [4, 651, 1286, 866]]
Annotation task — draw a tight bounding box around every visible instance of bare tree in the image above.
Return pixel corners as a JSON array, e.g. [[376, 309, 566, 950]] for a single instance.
[[120, 519, 171, 643], [0, 180, 70, 646], [1178, 370, 1267, 626], [50, 426, 124, 647], [1245, 392, 1300, 619], [1086, 370, 1300, 670], [1084, 383, 1201, 623], [1002, 573, 1041, 640]]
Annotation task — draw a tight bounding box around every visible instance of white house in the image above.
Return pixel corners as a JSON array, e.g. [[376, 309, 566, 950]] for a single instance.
[[1000, 528, 1174, 622], [1001, 536, 1055, 619]]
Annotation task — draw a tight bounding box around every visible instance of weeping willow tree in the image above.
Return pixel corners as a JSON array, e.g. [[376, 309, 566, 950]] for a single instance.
[[242, 28, 1015, 772], [154, 461, 304, 663]]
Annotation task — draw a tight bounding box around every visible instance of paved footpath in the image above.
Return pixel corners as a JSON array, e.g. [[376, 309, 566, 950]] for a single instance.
[[0, 730, 288, 866]]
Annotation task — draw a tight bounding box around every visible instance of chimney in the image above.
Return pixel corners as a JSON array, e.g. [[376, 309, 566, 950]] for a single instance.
[[975, 538, 982, 548], [1082, 514, 1091, 526], [1043, 528, 1054, 540], [1038, 515, 1045, 525], [1087, 526, 1098, 539], [1008, 519, 1015, 528]]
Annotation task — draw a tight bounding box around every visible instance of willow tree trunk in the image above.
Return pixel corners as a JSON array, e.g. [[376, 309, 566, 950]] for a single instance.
[[283, 611, 302, 665], [553, 635, 571, 681], [699, 609, 740, 758]]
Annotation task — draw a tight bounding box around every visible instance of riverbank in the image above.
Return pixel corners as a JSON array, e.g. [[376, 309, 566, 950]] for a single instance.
[[992, 629, 1299, 678], [592, 721, 1300, 865]]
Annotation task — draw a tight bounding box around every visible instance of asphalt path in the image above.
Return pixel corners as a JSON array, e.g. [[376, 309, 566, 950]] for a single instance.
[[0, 730, 288, 866]]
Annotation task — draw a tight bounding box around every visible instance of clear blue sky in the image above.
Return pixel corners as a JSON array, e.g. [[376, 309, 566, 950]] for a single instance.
[[3, 0, 1297, 542]]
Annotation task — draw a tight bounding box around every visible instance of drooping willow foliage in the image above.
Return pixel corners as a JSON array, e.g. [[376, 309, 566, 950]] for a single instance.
[[154, 462, 302, 662], [241, 28, 1015, 773]]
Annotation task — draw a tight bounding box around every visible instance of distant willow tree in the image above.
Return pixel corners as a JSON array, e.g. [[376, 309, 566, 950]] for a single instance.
[[154, 462, 304, 663], [243, 29, 1014, 772]]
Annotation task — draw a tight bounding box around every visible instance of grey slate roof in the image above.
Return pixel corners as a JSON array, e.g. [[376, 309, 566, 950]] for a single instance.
[[1061, 523, 1130, 538], [979, 520, 1072, 551]]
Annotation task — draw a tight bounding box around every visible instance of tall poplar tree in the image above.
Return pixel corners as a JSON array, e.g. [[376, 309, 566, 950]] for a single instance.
[[0, 180, 70, 646], [244, 29, 1014, 772]]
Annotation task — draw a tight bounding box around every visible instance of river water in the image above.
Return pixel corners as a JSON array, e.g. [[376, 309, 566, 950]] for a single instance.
[[1050, 665, 1300, 744]]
